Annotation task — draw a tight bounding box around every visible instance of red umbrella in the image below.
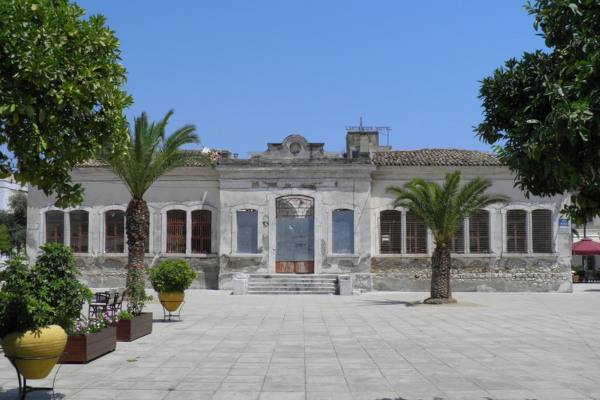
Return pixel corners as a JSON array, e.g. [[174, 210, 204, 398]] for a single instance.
[[572, 238, 600, 255]]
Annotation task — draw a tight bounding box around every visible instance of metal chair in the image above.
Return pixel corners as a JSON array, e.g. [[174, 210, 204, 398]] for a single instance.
[[113, 287, 126, 315], [88, 289, 116, 318]]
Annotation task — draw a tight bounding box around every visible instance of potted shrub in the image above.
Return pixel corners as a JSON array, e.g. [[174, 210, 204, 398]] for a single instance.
[[147, 260, 196, 312], [115, 266, 153, 341], [0, 244, 92, 379], [572, 265, 582, 283]]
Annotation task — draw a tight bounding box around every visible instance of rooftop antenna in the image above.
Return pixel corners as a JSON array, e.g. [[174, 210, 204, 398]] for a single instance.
[[345, 118, 391, 146]]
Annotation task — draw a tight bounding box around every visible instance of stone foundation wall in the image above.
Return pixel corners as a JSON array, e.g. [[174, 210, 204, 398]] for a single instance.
[[74, 254, 573, 293], [75, 255, 220, 290], [218, 255, 267, 290], [371, 255, 573, 293]]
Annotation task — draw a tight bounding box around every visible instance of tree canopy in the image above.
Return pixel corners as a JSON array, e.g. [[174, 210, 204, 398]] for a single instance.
[[0, 191, 27, 253], [474, 0, 600, 219], [0, 0, 132, 208]]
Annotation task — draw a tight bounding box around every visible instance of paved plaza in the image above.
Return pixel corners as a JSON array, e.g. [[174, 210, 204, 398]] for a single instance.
[[1, 284, 599, 400]]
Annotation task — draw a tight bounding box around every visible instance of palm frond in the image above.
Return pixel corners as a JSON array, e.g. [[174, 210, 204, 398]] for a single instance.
[[387, 171, 509, 245], [99, 110, 209, 199]]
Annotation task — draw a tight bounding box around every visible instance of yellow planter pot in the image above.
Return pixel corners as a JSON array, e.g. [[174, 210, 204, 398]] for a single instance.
[[158, 292, 185, 312], [1, 325, 67, 379]]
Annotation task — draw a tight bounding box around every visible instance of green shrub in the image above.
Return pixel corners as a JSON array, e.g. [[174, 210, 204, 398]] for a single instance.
[[147, 260, 196, 293], [118, 310, 134, 320], [0, 244, 92, 338]]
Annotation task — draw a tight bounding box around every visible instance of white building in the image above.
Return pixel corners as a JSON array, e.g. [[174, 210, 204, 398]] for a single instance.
[[26, 130, 572, 292]]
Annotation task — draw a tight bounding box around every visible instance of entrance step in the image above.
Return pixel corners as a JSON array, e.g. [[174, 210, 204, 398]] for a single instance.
[[247, 274, 338, 295]]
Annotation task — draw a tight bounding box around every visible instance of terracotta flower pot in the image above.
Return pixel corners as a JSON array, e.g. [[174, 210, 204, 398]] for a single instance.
[[1, 325, 67, 379], [158, 292, 185, 312]]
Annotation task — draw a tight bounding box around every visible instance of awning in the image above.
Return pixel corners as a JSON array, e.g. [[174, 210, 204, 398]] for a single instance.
[[572, 238, 600, 256]]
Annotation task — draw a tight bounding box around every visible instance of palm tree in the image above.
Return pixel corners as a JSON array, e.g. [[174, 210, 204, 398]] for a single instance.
[[387, 171, 508, 304], [101, 110, 212, 283]]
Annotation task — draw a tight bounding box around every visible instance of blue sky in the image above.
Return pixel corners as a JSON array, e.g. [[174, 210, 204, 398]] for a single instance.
[[77, 1, 546, 157]]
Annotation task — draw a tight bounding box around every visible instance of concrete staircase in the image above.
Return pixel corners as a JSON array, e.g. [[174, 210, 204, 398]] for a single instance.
[[247, 274, 338, 295]]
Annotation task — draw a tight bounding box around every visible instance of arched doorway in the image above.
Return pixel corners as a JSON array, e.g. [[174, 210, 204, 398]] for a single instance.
[[276, 195, 314, 273]]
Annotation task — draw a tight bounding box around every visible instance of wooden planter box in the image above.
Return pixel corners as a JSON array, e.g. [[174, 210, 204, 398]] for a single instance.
[[59, 326, 117, 363], [116, 312, 153, 342]]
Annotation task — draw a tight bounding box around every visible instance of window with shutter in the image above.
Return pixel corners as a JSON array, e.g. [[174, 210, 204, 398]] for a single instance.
[[406, 212, 427, 254], [380, 210, 402, 254], [532, 209, 553, 253], [469, 210, 490, 253], [167, 210, 186, 253], [507, 210, 527, 253], [192, 210, 211, 254]]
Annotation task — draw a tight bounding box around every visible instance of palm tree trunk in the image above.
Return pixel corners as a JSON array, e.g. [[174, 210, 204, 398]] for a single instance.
[[126, 198, 149, 285], [425, 243, 456, 304]]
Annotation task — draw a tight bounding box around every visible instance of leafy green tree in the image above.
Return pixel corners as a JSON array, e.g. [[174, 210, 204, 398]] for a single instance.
[[475, 0, 600, 220], [0, 192, 27, 253], [100, 110, 212, 284], [0, 0, 132, 208], [387, 172, 508, 304], [0, 225, 12, 256]]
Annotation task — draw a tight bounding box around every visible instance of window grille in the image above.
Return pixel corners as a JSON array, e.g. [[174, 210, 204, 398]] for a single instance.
[[46, 211, 64, 245], [406, 212, 427, 254], [380, 210, 402, 253], [167, 210, 186, 253], [332, 209, 354, 254], [469, 210, 490, 253], [192, 210, 211, 254], [237, 209, 258, 253], [448, 223, 465, 254], [69, 211, 89, 253], [105, 210, 125, 253], [532, 209, 553, 253], [507, 210, 527, 253]]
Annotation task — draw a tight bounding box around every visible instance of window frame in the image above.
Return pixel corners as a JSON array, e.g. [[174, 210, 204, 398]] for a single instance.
[[236, 208, 259, 254], [41, 207, 94, 254], [69, 210, 89, 253], [376, 207, 496, 256], [502, 206, 555, 254], [405, 211, 428, 254], [380, 210, 402, 254], [45, 210, 65, 245], [332, 208, 355, 255], [161, 205, 216, 256], [468, 210, 491, 254], [104, 209, 126, 254], [191, 209, 212, 254], [166, 209, 187, 254]]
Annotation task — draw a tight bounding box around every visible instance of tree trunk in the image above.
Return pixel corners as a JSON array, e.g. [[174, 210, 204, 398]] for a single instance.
[[424, 243, 456, 304], [126, 198, 149, 285]]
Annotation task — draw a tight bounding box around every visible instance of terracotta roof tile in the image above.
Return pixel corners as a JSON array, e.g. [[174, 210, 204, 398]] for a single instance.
[[372, 149, 500, 166]]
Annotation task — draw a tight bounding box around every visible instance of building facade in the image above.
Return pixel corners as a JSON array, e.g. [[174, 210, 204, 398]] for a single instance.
[[26, 131, 573, 292]]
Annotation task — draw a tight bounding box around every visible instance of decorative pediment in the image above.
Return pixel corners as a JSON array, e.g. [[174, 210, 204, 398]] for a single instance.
[[253, 135, 335, 160]]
